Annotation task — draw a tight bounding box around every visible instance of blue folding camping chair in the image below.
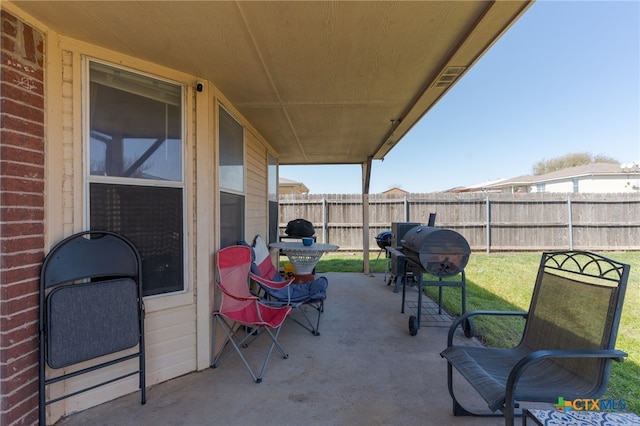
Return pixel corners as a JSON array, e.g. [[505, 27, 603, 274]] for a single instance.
[[249, 235, 328, 336]]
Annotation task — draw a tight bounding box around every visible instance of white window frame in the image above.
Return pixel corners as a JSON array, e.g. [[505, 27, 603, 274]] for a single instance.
[[83, 57, 188, 298]]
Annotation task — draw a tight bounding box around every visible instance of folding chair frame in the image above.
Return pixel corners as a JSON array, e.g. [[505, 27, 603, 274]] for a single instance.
[[39, 230, 146, 425], [211, 313, 289, 383], [210, 245, 291, 383], [255, 286, 324, 336]]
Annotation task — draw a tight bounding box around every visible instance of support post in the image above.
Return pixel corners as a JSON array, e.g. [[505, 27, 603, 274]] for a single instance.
[[362, 158, 372, 274]]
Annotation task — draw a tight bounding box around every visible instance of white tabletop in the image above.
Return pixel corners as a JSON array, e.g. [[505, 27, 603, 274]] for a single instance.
[[269, 242, 339, 275], [269, 242, 339, 252]]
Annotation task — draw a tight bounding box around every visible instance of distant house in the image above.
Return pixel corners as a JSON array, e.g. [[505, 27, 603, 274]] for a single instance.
[[445, 178, 507, 193], [279, 177, 310, 195], [381, 187, 409, 195], [482, 162, 640, 194]]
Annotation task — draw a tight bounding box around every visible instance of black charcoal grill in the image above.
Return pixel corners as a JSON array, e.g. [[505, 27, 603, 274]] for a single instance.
[[372, 231, 393, 274], [375, 231, 392, 249], [394, 226, 473, 336]]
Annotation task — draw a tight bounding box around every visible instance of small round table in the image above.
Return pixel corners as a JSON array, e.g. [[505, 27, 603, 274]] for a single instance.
[[269, 242, 339, 283]]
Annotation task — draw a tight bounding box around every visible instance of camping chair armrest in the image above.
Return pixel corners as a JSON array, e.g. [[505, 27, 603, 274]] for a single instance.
[[447, 310, 528, 346], [218, 284, 259, 302], [505, 349, 629, 403], [249, 272, 295, 290], [249, 272, 296, 305]]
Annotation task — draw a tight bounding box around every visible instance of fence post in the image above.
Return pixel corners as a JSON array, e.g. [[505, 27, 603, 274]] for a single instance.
[[322, 196, 327, 244], [567, 195, 573, 250], [404, 196, 409, 221], [486, 196, 491, 254]]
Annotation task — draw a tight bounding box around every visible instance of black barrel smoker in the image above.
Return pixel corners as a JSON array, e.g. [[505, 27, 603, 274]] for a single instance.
[[397, 226, 473, 336]]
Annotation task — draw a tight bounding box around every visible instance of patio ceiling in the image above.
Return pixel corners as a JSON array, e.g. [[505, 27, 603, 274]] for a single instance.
[[12, 1, 532, 165]]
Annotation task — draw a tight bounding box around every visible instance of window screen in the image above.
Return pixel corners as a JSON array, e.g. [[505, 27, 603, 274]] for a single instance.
[[220, 191, 245, 248], [90, 183, 184, 296]]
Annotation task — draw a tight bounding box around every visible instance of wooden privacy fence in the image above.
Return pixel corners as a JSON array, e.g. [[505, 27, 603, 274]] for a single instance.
[[279, 192, 640, 252]]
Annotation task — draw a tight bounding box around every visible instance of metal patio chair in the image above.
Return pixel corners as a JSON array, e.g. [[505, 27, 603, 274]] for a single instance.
[[249, 235, 328, 336], [211, 245, 292, 383], [441, 250, 630, 426], [39, 231, 146, 425]]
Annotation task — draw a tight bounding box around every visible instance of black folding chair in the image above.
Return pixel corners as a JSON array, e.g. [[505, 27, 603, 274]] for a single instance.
[[39, 231, 146, 425]]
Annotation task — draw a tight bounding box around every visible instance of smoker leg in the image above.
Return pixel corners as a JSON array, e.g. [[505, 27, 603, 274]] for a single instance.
[[393, 276, 403, 293]]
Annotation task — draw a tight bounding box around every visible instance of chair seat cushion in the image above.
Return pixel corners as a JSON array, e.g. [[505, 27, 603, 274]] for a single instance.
[[47, 278, 139, 368], [222, 302, 292, 328], [441, 345, 597, 412], [267, 276, 328, 302]]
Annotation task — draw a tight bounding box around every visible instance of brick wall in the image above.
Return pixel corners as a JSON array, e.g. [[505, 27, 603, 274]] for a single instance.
[[1, 10, 45, 426]]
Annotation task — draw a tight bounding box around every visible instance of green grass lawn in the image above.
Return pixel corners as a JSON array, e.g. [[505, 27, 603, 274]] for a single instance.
[[313, 251, 640, 414]]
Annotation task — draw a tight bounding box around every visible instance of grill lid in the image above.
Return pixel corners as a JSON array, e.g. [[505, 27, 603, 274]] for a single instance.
[[401, 226, 470, 277], [375, 231, 392, 249]]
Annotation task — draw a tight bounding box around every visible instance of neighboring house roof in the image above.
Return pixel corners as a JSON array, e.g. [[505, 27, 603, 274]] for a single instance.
[[381, 187, 409, 195], [446, 178, 507, 193], [279, 177, 309, 194], [482, 162, 640, 191]]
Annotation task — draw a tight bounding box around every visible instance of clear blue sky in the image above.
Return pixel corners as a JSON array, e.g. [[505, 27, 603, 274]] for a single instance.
[[280, 0, 640, 194]]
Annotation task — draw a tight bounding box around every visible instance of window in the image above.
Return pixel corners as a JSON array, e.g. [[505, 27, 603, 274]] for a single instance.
[[268, 153, 278, 243], [219, 107, 244, 193], [573, 178, 579, 193], [536, 183, 546, 193], [86, 60, 185, 297], [219, 106, 245, 247]]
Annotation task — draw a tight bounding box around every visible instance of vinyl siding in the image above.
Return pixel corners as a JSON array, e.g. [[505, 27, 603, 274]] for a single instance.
[[246, 131, 268, 239], [47, 40, 199, 421]]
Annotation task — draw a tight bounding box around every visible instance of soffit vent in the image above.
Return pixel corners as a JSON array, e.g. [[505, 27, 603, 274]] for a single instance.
[[432, 66, 466, 89]]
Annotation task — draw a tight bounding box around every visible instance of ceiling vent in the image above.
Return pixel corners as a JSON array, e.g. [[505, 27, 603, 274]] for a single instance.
[[432, 66, 466, 89]]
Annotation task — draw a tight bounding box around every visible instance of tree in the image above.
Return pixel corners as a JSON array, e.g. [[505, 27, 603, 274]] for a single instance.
[[532, 152, 619, 175]]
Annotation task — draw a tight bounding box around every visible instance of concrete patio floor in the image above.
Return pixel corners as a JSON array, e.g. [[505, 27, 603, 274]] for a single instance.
[[56, 271, 528, 426]]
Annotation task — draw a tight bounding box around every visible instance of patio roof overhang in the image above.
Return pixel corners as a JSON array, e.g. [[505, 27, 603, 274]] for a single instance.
[[12, 0, 533, 167]]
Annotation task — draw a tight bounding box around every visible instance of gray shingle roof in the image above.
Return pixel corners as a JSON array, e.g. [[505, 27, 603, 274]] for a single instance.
[[484, 162, 639, 189]]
